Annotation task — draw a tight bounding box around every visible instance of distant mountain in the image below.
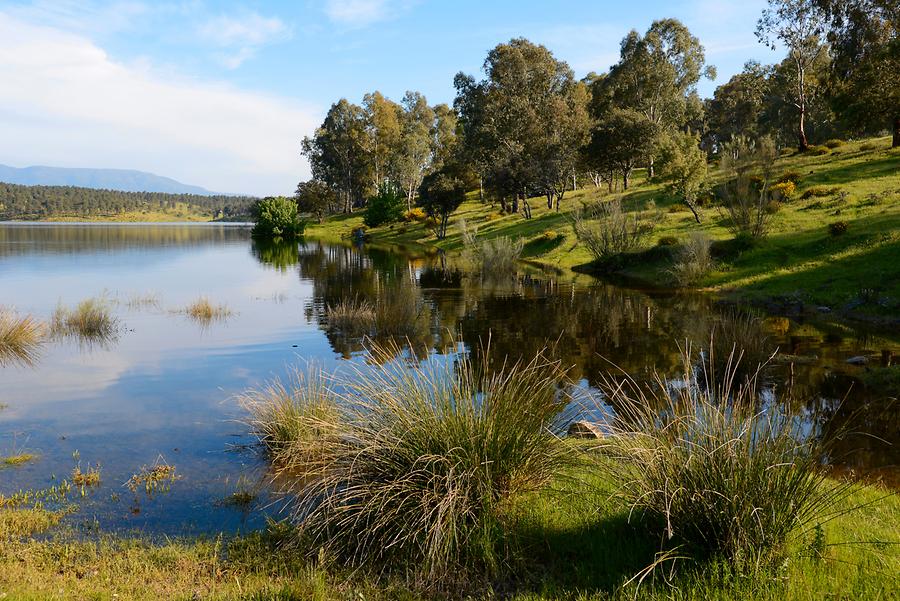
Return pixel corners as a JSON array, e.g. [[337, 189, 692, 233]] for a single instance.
[[0, 164, 221, 195]]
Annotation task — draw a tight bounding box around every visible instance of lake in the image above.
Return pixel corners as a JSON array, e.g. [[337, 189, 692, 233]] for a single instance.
[[0, 223, 897, 536]]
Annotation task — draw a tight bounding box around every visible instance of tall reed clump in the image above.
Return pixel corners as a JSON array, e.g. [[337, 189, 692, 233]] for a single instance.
[[51, 298, 119, 343], [597, 347, 849, 574], [324, 298, 376, 336], [183, 297, 232, 325], [572, 199, 655, 262], [461, 221, 523, 276], [373, 281, 432, 339], [669, 232, 714, 286], [0, 310, 46, 366], [245, 343, 576, 590]]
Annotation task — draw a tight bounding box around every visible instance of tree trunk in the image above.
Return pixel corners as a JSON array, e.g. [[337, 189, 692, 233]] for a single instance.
[[647, 156, 654, 178], [623, 169, 630, 190], [546, 192, 553, 210], [512, 196, 519, 213], [797, 105, 809, 152], [893, 115, 900, 148]]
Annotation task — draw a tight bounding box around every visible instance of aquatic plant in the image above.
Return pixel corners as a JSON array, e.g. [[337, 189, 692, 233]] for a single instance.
[[461, 221, 523, 276], [2, 453, 37, 467], [373, 281, 432, 340], [669, 232, 714, 286], [72, 464, 102, 494], [182, 297, 232, 325], [323, 298, 376, 336], [51, 297, 119, 343], [126, 460, 180, 496], [0, 310, 46, 366], [249, 342, 577, 589], [597, 346, 851, 574]]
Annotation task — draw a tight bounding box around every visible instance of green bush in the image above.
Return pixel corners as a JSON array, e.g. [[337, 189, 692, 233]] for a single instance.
[[829, 221, 849, 236], [364, 183, 405, 228], [801, 186, 842, 199], [823, 139, 845, 149], [657, 235, 679, 246], [669, 232, 714, 286], [859, 141, 883, 152], [777, 171, 802, 185], [252, 196, 305, 239]]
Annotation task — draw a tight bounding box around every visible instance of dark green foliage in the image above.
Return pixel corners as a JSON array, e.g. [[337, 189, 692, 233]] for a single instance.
[[824, 138, 846, 148], [829, 220, 849, 236], [418, 165, 466, 239], [777, 171, 802, 184], [294, 180, 338, 223], [0, 182, 254, 220], [805, 145, 831, 156], [252, 196, 305, 239], [363, 183, 405, 227]]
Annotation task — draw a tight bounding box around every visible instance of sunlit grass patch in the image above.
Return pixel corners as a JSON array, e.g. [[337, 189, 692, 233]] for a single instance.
[[0, 310, 47, 366], [181, 296, 233, 325], [51, 297, 120, 344], [0, 508, 63, 538]]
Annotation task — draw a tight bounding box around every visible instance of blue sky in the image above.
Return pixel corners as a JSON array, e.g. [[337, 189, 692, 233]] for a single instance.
[[0, 0, 779, 195]]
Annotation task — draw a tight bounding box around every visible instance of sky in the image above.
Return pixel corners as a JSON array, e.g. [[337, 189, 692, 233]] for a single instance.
[[0, 0, 780, 196]]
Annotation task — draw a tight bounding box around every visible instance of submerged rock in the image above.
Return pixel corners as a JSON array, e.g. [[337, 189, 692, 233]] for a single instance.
[[567, 420, 604, 439], [846, 355, 869, 366]]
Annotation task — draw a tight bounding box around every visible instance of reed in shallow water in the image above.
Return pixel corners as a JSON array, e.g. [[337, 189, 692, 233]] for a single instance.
[[51, 297, 119, 344], [0, 310, 46, 366]]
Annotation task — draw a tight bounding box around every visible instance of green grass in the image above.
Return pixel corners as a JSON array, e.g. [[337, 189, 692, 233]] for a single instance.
[[0, 472, 896, 600], [306, 136, 900, 318]]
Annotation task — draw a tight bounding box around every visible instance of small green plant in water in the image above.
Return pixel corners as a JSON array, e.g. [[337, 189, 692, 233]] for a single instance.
[[51, 297, 119, 343], [126, 460, 179, 495]]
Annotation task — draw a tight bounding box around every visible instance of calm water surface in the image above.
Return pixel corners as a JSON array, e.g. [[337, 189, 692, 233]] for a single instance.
[[1, 223, 896, 535]]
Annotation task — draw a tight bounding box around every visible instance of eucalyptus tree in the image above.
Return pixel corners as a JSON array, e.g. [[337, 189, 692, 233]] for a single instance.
[[362, 91, 402, 189], [601, 19, 716, 175], [705, 62, 773, 150], [295, 179, 339, 223], [454, 38, 589, 217], [430, 103, 459, 172], [395, 91, 436, 210], [756, 0, 828, 151], [815, 0, 899, 145], [418, 162, 467, 239], [583, 108, 658, 191], [657, 132, 708, 223], [301, 99, 372, 213]]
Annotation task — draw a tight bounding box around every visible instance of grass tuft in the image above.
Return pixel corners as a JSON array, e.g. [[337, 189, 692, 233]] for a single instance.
[[51, 297, 119, 343], [597, 345, 851, 575], [0, 310, 47, 366], [2, 453, 38, 467], [182, 297, 233, 325], [324, 298, 375, 336]]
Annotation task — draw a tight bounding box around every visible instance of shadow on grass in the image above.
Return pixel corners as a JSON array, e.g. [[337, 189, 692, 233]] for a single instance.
[[802, 154, 900, 188]]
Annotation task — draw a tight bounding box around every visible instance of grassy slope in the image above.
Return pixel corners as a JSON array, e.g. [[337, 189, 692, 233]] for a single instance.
[[307, 136, 900, 316], [1, 470, 896, 600]]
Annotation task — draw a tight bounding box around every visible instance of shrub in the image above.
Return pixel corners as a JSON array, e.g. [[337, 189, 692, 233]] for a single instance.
[[805, 145, 831, 156], [829, 221, 849, 236], [419, 165, 467, 239], [770, 181, 796, 201], [0, 310, 46, 366], [541, 229, 560, 241], [823, 138, 845, 149], [777, 171, 802, 185], [364, 183, 405, 228], [859, 141, 882, 152], [598, 347, 850, 573], [801, 186, 842, 200], [657, 235, 679, 246], [669, 232, 714, 286], [461, 221, 523, 276], [484, 212, 503, 222], [403, 207, 427, 222], [766, 200, 783, 214], [719, 137, 777, 240], [252, 196, 305, 239], [253, 343, 576, 588], [572, 199, 655, 261]]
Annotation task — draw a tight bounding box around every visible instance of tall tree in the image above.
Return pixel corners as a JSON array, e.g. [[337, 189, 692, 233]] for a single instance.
[[295, 180, 339, 223], [302, 99, 372, 213], [657, 132, 708, 223], [583, 108, 659, 191], [601, 19, 715, 175], [705, 61, 773, 150], [362, 91, 402, 188], [430, 103, 459, 172], [756, 0, 828, 151], [394, 92, 436, 211]]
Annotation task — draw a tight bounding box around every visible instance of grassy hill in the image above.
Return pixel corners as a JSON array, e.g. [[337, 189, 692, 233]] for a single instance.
[[307, 136, 900, 320]]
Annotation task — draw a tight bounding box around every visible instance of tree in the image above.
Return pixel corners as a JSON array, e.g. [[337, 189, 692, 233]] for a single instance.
[[705, 62, 773, 150], [816, 0, 900, 145], [295, 180, 338, 223], [363, 182, 405, 227], [454, 38, 588, 217], [583, 109, 658, 191], [362, 91, 402, 188], [419, 164, 467, 240], [395, 91, 436, 211], [252, 196, 305, 239], [302, 99, 372, 213], [430, 103, 459, 171], [601, 19, 715, 175], [657, 132, 708, 223], [756, 0, 828, 151]]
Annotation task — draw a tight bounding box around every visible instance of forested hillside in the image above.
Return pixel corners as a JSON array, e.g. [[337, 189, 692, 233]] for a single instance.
[[0, 182, 256, 221]]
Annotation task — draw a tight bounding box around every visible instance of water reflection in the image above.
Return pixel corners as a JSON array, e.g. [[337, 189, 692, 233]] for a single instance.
[[0, 223, 897, 538]]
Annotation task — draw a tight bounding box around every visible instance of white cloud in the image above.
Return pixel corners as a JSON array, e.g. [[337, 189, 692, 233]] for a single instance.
[[197, 11, 292, 68], [323, 0, 415, 28], [6, 0, 150, 35], [0, 12, 318, 196]]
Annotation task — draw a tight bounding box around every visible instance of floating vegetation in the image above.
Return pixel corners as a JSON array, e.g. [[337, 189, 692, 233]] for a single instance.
[[181, 297, 233, 326], [51, 297, 120, 345], [126, 459, 180, 496], [0, 310, 47, 367], [2, 453, 37, 467]]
